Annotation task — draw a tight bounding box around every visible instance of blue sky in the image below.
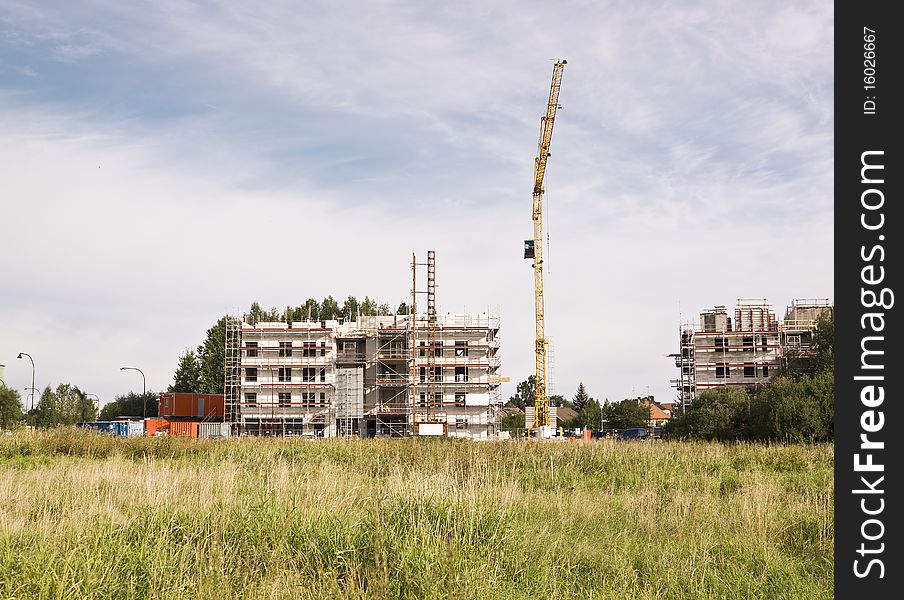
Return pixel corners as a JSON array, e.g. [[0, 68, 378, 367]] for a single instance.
[[0, 1, 833, 407]]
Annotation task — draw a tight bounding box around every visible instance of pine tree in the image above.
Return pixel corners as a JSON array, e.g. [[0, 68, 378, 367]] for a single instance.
[[172, 349, 202, 393], [573, 382, 590, 412]]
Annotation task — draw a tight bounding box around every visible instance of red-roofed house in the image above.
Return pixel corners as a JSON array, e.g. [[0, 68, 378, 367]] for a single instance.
[[642, 399, 671, 426]]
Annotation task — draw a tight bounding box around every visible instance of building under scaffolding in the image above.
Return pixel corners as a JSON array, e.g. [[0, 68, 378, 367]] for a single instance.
[[671, 299, 833, 412], [224, 252, 502, 438]]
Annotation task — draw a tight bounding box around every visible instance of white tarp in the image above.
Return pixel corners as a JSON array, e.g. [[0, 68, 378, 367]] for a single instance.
[[418, 423, 445, 436]]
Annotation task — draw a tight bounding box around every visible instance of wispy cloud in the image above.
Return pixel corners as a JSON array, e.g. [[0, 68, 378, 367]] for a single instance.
[[0, 0, 832, 404]]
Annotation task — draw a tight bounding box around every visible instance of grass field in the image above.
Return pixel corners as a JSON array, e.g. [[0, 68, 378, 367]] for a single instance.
[[0, 430, 832, 599]]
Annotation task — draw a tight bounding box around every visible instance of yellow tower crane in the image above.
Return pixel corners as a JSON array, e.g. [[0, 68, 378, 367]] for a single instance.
[[524, 59, 566, 433]]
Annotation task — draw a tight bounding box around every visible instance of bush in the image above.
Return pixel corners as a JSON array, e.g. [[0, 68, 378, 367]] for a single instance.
[[747, 372, 833, 442], [665, 388, 750, 441], [667, 373, 833, 443]]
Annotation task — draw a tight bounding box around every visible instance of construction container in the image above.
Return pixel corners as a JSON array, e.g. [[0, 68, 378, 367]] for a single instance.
[[144, 418, 167, 437], [158, 393, 225, 420], [127, 421, 145, 437], [166, 421, 199, 438], [77, 421, 131, 436], [198, 422, 231, 439]]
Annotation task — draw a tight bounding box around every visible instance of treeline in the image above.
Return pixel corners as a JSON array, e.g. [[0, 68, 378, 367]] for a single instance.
[[665, 314, 834, 442], [170, 297, 407, 395], [0, 383, 99, 429], [98, 391, 159, 420], [248, 296, 408, 325], [503, 378, 650, 431], [0, 382, 165, 429]]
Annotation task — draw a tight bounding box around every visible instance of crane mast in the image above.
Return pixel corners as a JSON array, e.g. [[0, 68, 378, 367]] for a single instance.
[[525, 59, 566, 432]]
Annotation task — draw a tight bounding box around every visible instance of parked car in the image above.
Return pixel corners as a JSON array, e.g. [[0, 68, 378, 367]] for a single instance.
[[616, 426, 663, 441]]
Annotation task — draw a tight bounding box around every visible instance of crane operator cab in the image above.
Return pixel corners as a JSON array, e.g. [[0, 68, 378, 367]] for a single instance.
[[524, 240, 535, 260]]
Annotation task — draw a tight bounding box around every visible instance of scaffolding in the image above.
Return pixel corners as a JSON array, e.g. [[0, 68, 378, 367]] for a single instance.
[[224, 252, 501, 438], [673, 298, 831, 406], [224, 316, 242, 425], [670, 324, 696, 414], [336, 366, 363, 437]]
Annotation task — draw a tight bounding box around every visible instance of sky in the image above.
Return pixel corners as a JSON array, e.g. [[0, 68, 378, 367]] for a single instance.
[[0, 0, 833, 410]]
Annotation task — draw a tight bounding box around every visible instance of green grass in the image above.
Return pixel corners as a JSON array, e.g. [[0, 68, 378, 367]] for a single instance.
[[0, 430, 833, 599]]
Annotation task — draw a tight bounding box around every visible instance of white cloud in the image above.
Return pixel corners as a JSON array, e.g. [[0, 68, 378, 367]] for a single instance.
[[0, 0, 833, 406]]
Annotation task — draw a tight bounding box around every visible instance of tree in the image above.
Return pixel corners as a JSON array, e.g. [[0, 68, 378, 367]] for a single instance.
[[30, 386, 58, 427], [602, 398, 651, 431], [28, 384, 94, 427], [377, 303, 391, 315], [0, 385, 24, 429], [359, 296, 378, 316], [501, 411, 525, 430], [284, 305, 305, 323], [549, 394, 567, 407], [249, 302, 264, 325], [506, 376, 536, 410], [342, 296, 359, 320], [579, 398, 602, 429], [810, 313, 835, 374], [197, 316, 235, 394], [572, 382, 590, 412], [74, 388, 97, 422], [172, 349, 201, 393], [320, 296, 340, 320], [99, 391, 159, 420], [301, 298, 321, 322], [396, 302, 409, 315]]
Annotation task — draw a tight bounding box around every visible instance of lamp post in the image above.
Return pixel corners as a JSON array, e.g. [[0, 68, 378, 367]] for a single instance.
[[0, 363, 5, 387], [84, 393, 100, 419], [17, 353, 35, 412], [24, 387, 39, 421], [120, 366, 147, 420]]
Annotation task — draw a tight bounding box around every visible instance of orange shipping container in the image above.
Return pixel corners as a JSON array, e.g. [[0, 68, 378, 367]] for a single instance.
[[144, 419, 167, 437], [167, 421, 199, 438], [158, 393, 224, 420]]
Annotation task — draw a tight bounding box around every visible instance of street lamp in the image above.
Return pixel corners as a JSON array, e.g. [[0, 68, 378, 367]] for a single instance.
[[24, 387, 39, 416], [120, 366, 147, 420], [84, 393, 100, 418], [0, 362, 5, 387], [17, 353, 35, 412]]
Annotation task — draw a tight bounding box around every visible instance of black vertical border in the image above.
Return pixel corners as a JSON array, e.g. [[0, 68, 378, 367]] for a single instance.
[[836, 2, 901, 597]]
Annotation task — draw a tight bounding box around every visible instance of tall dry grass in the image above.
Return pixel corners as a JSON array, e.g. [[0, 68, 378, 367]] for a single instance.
[[0, 429, 833, 599]]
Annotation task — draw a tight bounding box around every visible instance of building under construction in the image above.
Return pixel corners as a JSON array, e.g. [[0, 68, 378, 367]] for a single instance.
[[223, 252, 502, 438], [672, 299, 833, 411]]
